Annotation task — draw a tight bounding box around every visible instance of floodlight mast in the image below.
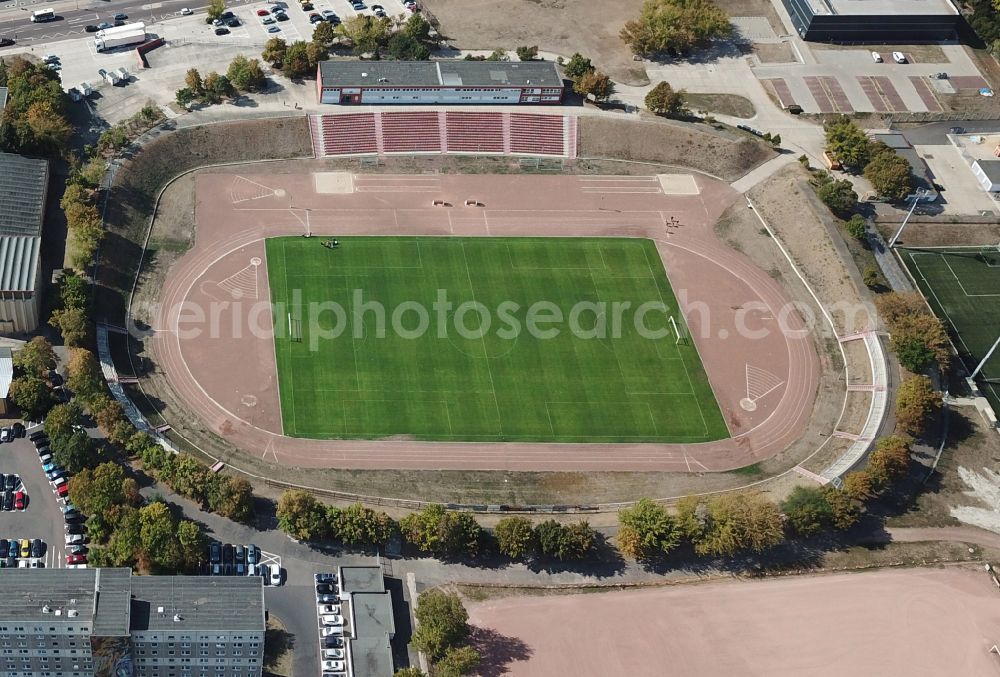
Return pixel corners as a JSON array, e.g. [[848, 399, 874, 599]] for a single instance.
[[889, 189, 932, 248], [971, 333, 1000, 380]]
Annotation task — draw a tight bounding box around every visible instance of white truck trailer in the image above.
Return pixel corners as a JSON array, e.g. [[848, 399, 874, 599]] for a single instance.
[[94, 23, 146, 52]]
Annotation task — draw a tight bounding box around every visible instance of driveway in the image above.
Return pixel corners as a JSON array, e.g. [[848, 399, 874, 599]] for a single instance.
[[899, 120, 1000, 146], [0, 432, 68, 568]]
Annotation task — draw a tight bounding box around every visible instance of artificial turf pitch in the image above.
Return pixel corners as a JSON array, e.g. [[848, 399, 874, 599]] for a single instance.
[[898, 246, 1000, 413], [266, 236, 728, 443]]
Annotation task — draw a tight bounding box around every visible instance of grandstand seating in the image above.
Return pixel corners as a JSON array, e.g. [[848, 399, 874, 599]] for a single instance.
[[446, 112, 504, 153], [309, 111, 576, 158], [380, 111, 442, 153], [510, 114, 565, 156]]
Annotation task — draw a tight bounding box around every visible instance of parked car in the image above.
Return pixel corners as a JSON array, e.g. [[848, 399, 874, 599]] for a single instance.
[[28, 430, 47, 442], [85, 23, 99, 31], [19, 539, 30, 558], [316, 583, 337, 595], [12, 423, 24, 438], [42, 462, 56, 474], [235, 563, 246, 576], [210, 542, 222, 563], [0, 428, 12, 443], [270, 564, 282, 586], [56, 484, 69, 499], [246, 544, 258, 564], [14, 491, 25, 511], [113, 12, 128, 20], [948, 126, 964, 134], [7, 541, 17, 558], [275, 13, 289, 21], [235, 545, 246, 564], [180, 7, 193, 15], [223, 543, 234, 564], [3, 492, 13, 512], [0, 38, 14, 46], [256, 8, 270, 15], [60, 502, 76, 514], [321, 9, 336, 18], [321, 626, 344, 637], [221, 10, 234, 18], [323, 648, 345, 660], [215, 27, 230, 35], [322, 660, 346, 672], [266, 24, 280, 31], [323, 636, 344, 648], [320, 614, 344, 626], [261, 16, 275, 24], [315, 572, 336, 583], [871, 51, 882, 63], [5, 475, 16, 491], [65, 533, 84, 545], [317, 593, 337, 603], [97, 21, 112, 29], [30, 540, 42, 558], [3, 556, 13, 568], [226, 18, 241, 27], [46, 469, 63, 482], [0, 539, 9, 555], [67, 553, 87, 565], [319, 604, 340, 615], [351, 1, 366, 9], [69, 544, 87, 555], [371, 4, 385, 16], [301, 2, 314, 10], [65, 524, 86, 535], [309, 13, 322, 22], [212, 563, 222, 575], [891, 51, 906, 64]]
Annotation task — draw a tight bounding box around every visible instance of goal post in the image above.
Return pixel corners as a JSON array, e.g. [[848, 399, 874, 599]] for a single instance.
[[288, 314, 302, 343], [669, 316, 687, 345]]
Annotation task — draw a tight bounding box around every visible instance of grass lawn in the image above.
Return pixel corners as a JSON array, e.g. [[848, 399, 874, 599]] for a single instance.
[[265, 236, 728, 443], [899, 246, 1000, 412]]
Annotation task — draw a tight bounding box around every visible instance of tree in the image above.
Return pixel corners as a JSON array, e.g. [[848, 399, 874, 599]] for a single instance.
[[92, 395, 124, 437], [139, 501, 182, 569], [644, 81, 686, 117], [403, 13, 432, 43], [780, 486, 833, 537], [563, 53, 593, 79], [202, 72, 234, 102], [206, 476, 255, 523], [617, 498, 681, 560], [276, 490, 326, 540], [49, 307, 91, 346], [52, 429, 95, 474], [842, 470, 874, 501], [816, 177, 858, 216], [435, 646, 481, 677], [394, 669, 427, 677], [824, 116, 871, 172], [262, 38, 288, 66], [895, 375, 941, 437], [312, 21, 336, 46], [867, 436, 911, 489], [281, 41, 312, 79], [887, 313, 950, 373], [821, 486, 862, 530], [8, 375, 52, 419], [185, 68, 204, 95], [693, 493, 784, 556], [14, 336, 56, 377], [573, 70, 614, 102], [864, 149, 914, 201], [68, 462, 137, 517], [24, 100, 73, 152], [227, 55, 267, 92], [207, 0, 225, 22], [388, 34, 431, 60], [45, 401, 85, 444], [516, 45, 538, 61], [534, 520, 594, 560], [331, 503, 395, 546], [305, 41, 329, 69], [335, 15, 392, 57], [620, 0, 733, 57], [862, 265, 880, 289], [412, 589, 470, 661], [58, 271, 90, 311], [177, 520, 208, 570], [486, 49, 508, 61], [400, 505, 482, 558], [844, 214, 867, 240], [66, 348, 105, 406], [494, 516, 536, 559]]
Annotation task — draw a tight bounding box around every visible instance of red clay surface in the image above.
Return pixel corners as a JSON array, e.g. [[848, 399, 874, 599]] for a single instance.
[[763, 78, 796, 108], [858, 76, 890, 112], [909, 76, 943, 112], [466, 567, 1000, 677], [872, 76, 906, 111], [153, 172, 819, 471], [819, 76, 852, 112], [804, 76, 834, 113]]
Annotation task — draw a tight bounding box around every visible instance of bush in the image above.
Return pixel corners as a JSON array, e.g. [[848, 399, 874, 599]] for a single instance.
[[816, 177, 858, 216], [412, 590, 470, 661], [844, 214, 867, 240], [780, 486, 833, 537], [894, 375, 941, 437], [645, 81, 686, 117]]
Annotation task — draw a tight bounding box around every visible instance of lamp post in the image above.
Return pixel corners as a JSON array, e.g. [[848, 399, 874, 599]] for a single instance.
[[971, 333, 1000, 380], [889, 188, 932, 248]]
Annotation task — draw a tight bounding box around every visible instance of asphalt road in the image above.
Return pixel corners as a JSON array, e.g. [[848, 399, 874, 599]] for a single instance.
[[0, 0, 252, 47], [898, 119, 1000, 146]]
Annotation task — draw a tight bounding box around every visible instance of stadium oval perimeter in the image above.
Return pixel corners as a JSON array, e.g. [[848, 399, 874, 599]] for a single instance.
[[152, 171, 822, 474]]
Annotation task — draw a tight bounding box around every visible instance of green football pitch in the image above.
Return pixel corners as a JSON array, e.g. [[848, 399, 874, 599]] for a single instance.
[[265, 236, 729, 443], [899, 246, 1000, 413]]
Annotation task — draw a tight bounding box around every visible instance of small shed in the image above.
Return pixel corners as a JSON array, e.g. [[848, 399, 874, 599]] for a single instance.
[[972, 159, 1000, 192]]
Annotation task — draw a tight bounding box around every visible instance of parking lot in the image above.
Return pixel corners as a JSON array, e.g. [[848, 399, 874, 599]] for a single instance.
[[0, 427, 72, 568], [314, 571, 348, 677]]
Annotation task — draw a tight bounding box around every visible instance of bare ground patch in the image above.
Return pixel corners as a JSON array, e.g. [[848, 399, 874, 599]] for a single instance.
[[420, 0, 648, 85], [714, 0, 786, 35], [753, 42, 796, 64], [684, 93, 756, 119], [578, 116, 775, 181], [809, 43, 948, 63]]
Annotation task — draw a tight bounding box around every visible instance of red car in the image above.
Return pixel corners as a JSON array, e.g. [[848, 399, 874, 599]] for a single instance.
[[67, 553, 87, 565], [55, 484, 69, 498], [256, 8, 269, 15], [13, 491, 24, 510]]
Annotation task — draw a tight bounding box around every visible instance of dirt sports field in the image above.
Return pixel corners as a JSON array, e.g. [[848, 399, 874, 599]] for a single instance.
[[153, 171, 819, 472], [466, 567, 1000, 677]]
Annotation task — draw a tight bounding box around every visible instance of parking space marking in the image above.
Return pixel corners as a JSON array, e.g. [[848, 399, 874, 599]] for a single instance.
[[763, 78, 796, 108], [819, 76, 852, 112], [803, 76, 834, 113], [908, 76, 942, 112], [857, 76, 889, 112], [871, 76, 906, 111]]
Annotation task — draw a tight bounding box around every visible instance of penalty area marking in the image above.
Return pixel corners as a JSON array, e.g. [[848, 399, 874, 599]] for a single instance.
[[657, 174, 700, 195], [313, 172, 355, 194]]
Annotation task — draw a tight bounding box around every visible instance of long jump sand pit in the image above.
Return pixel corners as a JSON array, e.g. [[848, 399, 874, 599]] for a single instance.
[[466, 567, 1000, 676]]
